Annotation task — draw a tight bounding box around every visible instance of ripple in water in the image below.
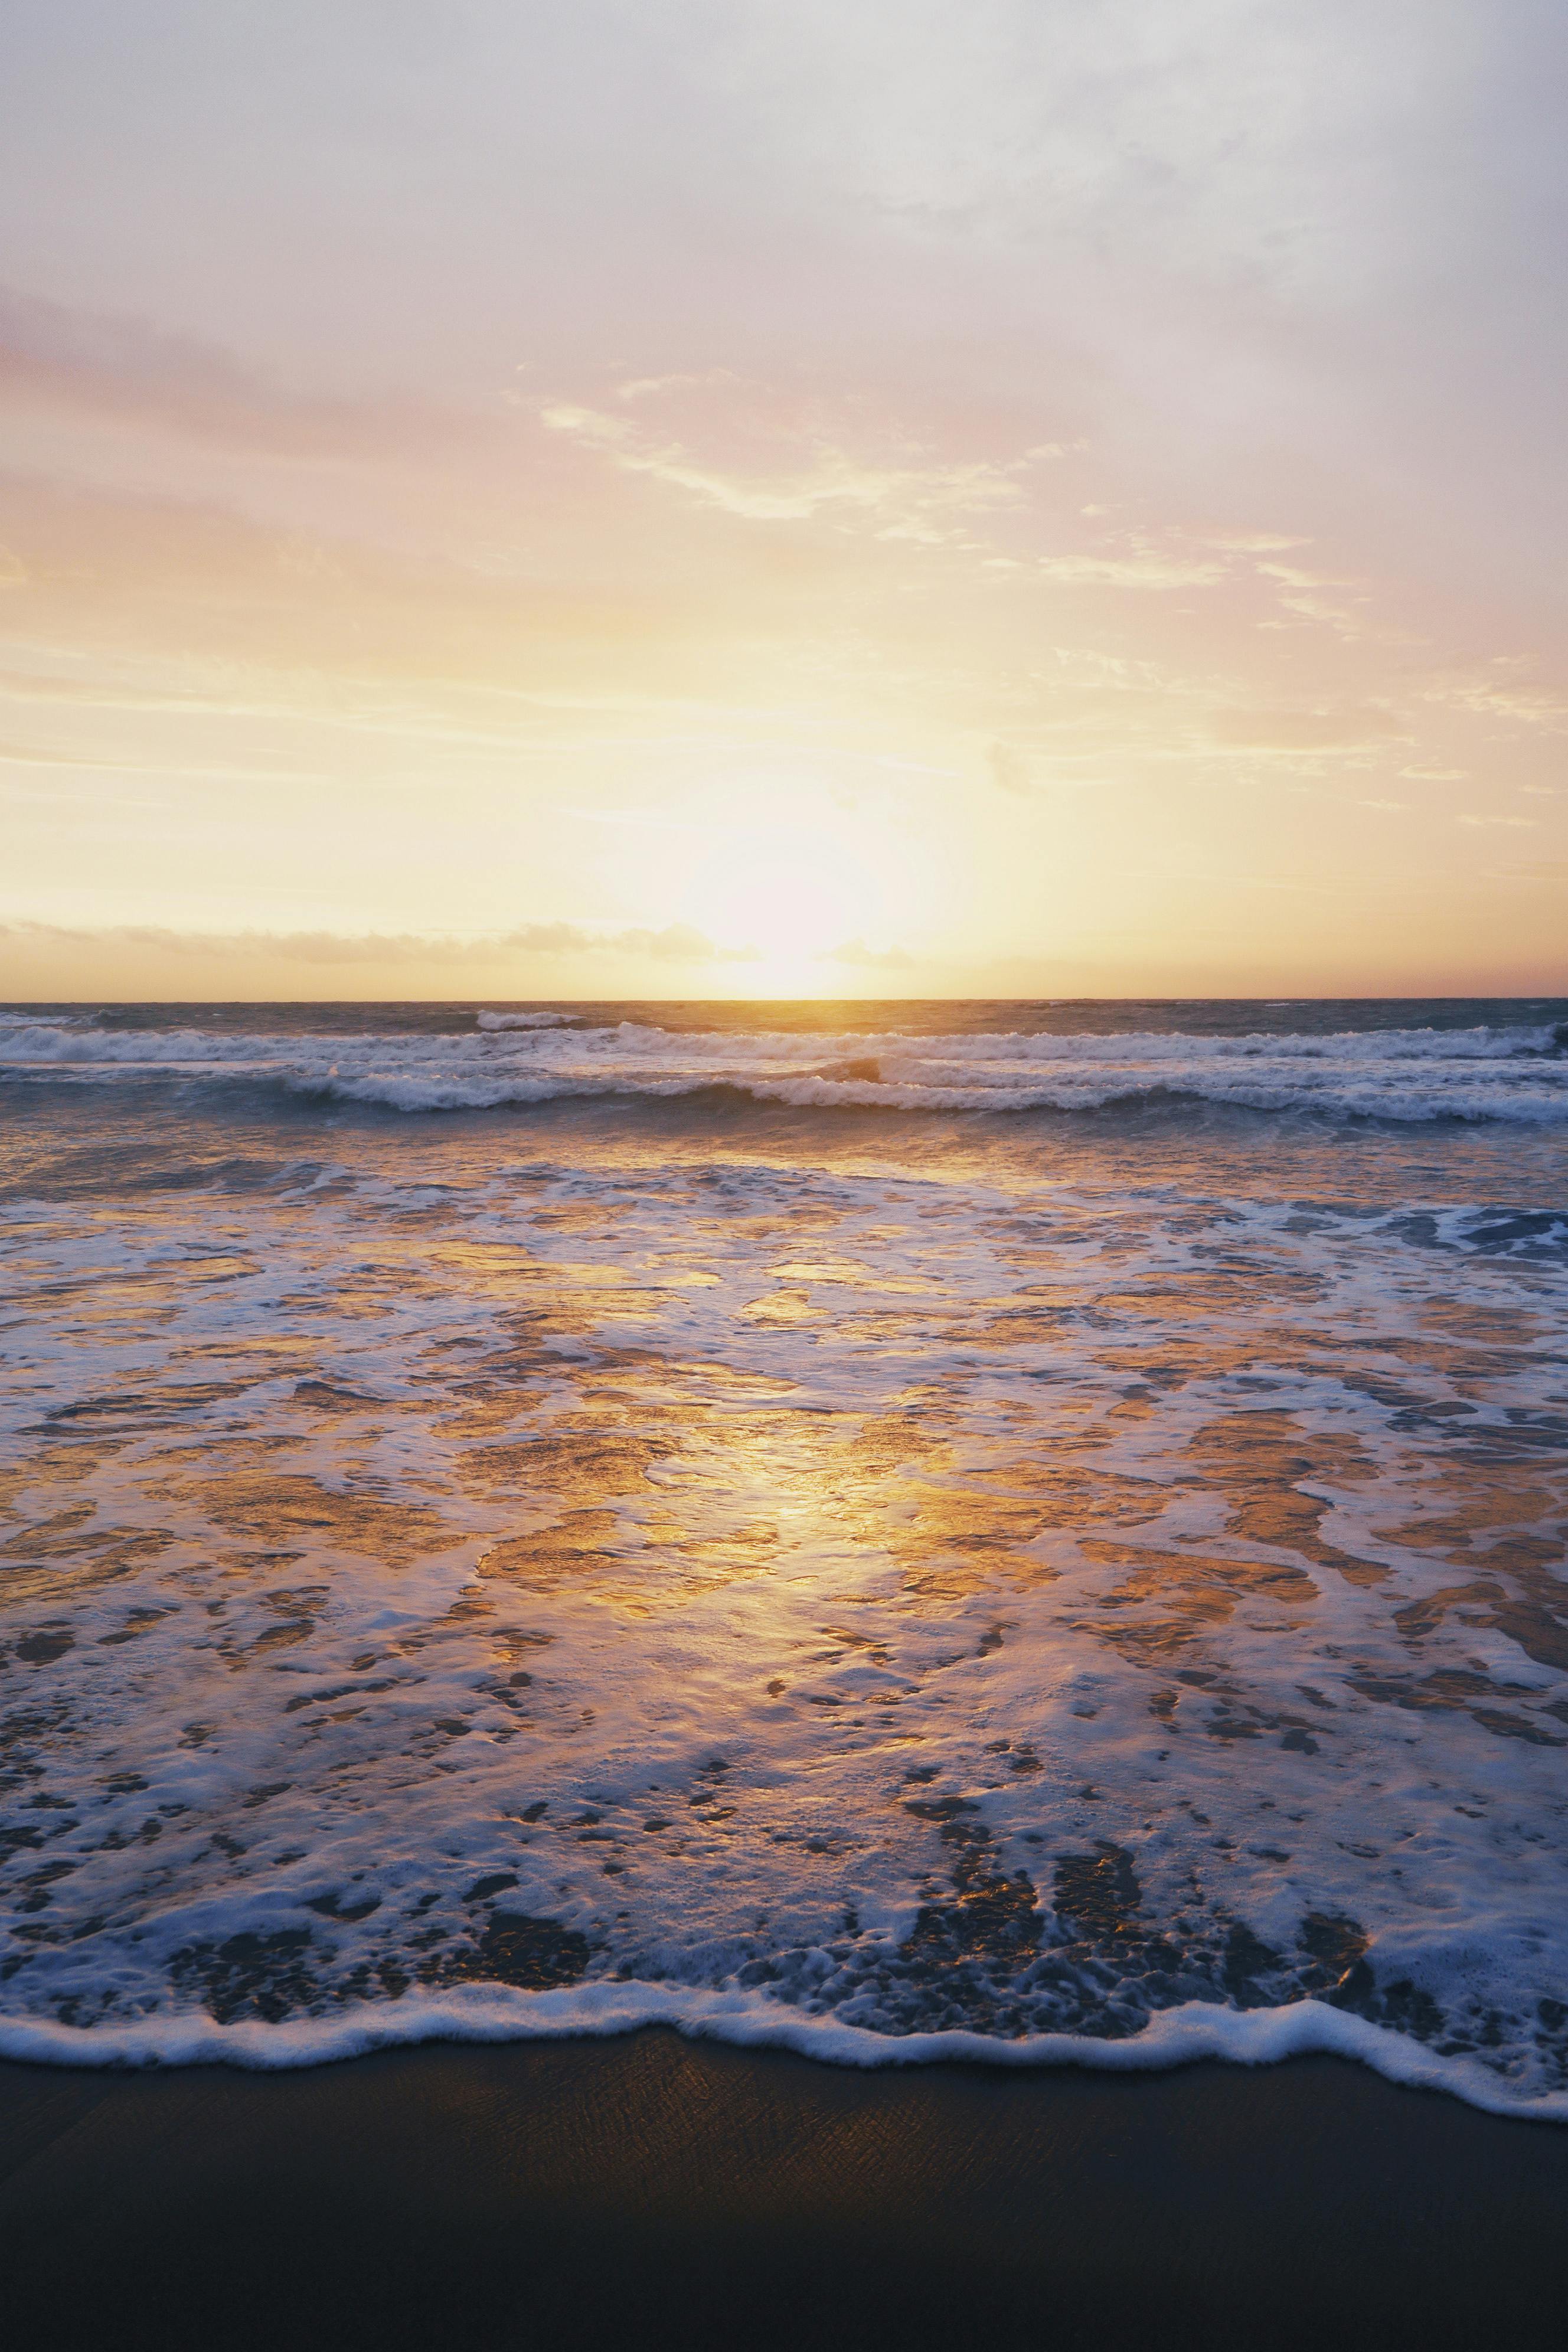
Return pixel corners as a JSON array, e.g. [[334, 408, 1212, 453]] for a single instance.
[[1, 1001, 1566, 2111]]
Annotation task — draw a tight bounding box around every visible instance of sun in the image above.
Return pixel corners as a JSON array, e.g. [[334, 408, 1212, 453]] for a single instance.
[[676, 808, 899, 991]]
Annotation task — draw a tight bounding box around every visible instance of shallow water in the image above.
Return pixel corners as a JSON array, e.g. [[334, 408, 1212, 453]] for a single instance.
[[2, 1001, 1567, 2109]]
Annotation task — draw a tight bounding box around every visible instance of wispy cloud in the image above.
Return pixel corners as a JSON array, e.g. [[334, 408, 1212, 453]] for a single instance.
[[1426, 673, 1568, 734], [540, 401, 1033, 538], [0, 741, 328, 786], [1037, 546, 1225, 590], [987, 743, 1032, 795], [1205, 533, 1313, 554], [615, 370, 739, 403], [0, 283, 453, 459], [1202, 705, 1403, 752], [0, 919, 756, 966]]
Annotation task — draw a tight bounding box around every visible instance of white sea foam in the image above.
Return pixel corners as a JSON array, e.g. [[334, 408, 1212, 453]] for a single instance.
[[476, 1011, 577, 1030], [2, 1983, 1563, 2120], [3, 1015, 1567, 1123], [3, 1130, 1567, 2112]]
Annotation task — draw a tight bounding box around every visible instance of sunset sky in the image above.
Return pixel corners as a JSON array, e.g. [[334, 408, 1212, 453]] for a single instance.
[[2, 1, 1566, 999]]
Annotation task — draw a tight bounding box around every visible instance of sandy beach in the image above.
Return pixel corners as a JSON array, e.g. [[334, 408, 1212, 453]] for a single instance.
[[4, 2030, 1566, 2351]]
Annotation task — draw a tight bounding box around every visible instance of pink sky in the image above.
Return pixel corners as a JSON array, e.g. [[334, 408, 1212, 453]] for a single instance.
[[2, 1, 1566, 997]]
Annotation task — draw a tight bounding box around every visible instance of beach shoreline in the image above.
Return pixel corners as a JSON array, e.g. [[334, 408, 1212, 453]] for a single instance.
[[4, 2028, 1566, 2351], [6, 1002, 1568, 2346]]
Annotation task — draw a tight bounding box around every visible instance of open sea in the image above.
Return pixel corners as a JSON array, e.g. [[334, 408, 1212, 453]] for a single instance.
[[2, 998, 1567, 2113]]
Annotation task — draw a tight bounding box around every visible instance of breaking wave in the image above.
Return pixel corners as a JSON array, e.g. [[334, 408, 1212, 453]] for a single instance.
[[4, 1012, 1568, 1125], [4, 999, 1568, 2114]]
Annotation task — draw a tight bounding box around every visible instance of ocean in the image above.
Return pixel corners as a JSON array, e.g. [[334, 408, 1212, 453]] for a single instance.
[[2, 998, 1567, 2112]]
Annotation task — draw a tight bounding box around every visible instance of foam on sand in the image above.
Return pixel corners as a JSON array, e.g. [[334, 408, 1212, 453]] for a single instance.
[[2, 1978, 1565, 2119]]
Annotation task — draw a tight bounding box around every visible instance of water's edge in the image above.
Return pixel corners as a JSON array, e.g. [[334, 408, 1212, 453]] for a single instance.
[[3, 1988, 1566, 2121]]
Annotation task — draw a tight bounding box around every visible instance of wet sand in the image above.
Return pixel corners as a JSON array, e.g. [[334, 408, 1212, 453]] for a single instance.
[[2, 2032, 1565, 2351]]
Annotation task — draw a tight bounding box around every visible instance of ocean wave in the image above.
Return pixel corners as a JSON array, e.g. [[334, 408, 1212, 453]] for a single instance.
[[4, 1015, 1568, 1123], [476, 1010, 579, 1030]]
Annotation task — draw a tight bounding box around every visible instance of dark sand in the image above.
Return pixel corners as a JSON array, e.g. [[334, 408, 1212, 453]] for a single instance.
[[2, 2031, 1565, 2351]]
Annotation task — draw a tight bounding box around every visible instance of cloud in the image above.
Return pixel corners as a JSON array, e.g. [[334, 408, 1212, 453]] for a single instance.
[[0, 741, 325, 786], [0, 741, 135, 770], [503, 921, 756, 963], [988, 742, 1033, 794], [615, 370, 739, 402], [1206, 533, 1312, 554], [1456, 814, 1537, 830], [0, 919, 755, 966], [1253, 560, 1354, 592], [1036, 547, 1225, 590], [1468, 858, 1568, 888], [1427, 676, 1568, 733], [540, 401, 1030, 537], [1203, 705, 1403, 751], [0, 283, 451, 460]]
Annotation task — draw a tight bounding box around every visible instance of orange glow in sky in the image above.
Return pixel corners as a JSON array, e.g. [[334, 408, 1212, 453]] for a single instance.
[[1, 3, 1565, 999]]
